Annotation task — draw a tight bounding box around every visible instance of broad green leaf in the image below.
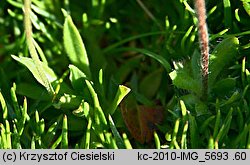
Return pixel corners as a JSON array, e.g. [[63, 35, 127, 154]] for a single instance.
[[63, 15, 91, 79], [12, 55, 57, 86], [209, 37, 239, 86], [169, 69, 202, 95]]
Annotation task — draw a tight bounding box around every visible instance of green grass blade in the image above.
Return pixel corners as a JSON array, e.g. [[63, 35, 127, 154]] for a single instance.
[[247, 125, 250, 149], [0, 124, 7, 149], [208, 136, 214, 149], [170, 118, 180, 149], [85, 80, 107, 126], [200, 116, 215, 133], [122, 133, 133, 149], [103, 31, 165, 53], [180, 100, 187, 119], [0, 92, 8, 121], [154, 131, 161, 149], [181, 25, 193, 52], [189, 114, 199, 148], [115, 47, 171, 73], [213, 99, 221, 138], [223, 0, 232, 29], [44, 122, 58, 146], [108, 115, 126, 149], [61, 115, 68, 149], [10, 83, 21, 118], [232, 124, 249, 148], [5, 120, 11, 149], [31, 136, 36, 149], [84, 116, 92, 149], [237, 107, 244, 131], [12, 123, 21, 149], [50, 135, 62, 149], [35, 110, 40, 135], [181, 121, 188, 149], [215, 108, 233, 144]]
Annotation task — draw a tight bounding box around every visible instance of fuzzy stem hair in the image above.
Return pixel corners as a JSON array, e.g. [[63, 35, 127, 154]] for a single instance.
[[194, 0, 209, 100]]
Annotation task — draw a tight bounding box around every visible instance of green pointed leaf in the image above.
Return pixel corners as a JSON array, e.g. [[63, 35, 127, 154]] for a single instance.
[[63, 15, 91, 79], [12, 55, 57, 86], [108, 85, 131, 114], [209, 37, 239, 85]]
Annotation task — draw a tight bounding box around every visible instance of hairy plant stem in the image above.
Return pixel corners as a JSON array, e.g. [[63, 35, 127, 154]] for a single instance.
[[24, 0, 54, 95], [194, 0, 209, 100]]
